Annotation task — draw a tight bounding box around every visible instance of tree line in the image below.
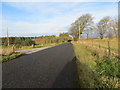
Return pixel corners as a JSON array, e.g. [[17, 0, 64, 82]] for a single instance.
[[1, 32, 71, 47], [33, 33, 70, 45], [68, 13, 118, 40]]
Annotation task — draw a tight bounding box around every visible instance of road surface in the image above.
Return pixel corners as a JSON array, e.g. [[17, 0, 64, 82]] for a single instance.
[[2, 43, 79, 88]]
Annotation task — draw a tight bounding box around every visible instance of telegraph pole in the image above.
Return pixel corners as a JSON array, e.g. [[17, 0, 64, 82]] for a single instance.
[[7, 28, 10, 47], [78, 25, 80, 40]]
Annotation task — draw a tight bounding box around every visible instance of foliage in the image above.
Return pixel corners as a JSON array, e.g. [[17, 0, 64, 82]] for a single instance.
[[94, 56, 118, 88], [1, 52, 24, 62], [33, 34, 71, 45], [68, 14, 118, 40], [73, 42, 119, 88], [108, 18, 118, 38], [2, 37, 35, 47], [59, 32, 69, 37], [69, 13, 93, 39], [96, 16, 110, 39]]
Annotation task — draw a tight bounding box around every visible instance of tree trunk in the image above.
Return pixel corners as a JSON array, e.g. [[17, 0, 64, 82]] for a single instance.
[[100, 35, 103, 39], [87, 34, 88, 40], [78, 25, 81, 40]]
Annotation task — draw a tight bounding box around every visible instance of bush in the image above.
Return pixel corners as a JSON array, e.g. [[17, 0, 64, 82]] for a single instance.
[[22, 39, 35, 46], [15, 39, 35, 47], [15, 44, 22, 48], [94, 56, 118, 88]]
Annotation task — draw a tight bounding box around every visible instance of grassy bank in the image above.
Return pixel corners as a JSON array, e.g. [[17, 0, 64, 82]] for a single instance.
[[1, 52, 24, 62], [72, 41, 119, 88], [73, 42, 96, 88]]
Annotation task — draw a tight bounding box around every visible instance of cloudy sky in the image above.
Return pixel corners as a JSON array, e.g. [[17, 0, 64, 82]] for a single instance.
[[1, 1, 118, 37]]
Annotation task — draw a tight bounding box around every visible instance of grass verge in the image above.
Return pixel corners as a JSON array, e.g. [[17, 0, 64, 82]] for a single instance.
[[72, 41, 119, 88], [72, 42, 96, 88], [1, 52, 24, 62]]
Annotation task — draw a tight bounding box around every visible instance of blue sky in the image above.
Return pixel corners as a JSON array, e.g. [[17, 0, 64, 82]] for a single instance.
[[1, 1, 118, 37]]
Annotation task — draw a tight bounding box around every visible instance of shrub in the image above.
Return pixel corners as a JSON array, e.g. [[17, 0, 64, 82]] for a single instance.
[[22, 39, 35, 46], [94, 56, 118, 88]]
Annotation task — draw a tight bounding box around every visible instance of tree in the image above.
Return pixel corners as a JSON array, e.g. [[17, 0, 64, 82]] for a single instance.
[[69, 23, 79, 38], [84, 26, 94, 39], [109, 18, 118, 38], [69, 13, 93, 39], [22, 39, 35, 46], [96, 16, 110, 39]]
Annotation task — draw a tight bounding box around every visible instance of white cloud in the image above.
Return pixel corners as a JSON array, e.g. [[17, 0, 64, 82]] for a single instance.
[[2, 2, 118, 37], [2, 0, 119, 2]]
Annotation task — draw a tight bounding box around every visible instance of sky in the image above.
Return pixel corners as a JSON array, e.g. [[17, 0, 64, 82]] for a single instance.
[[1, 1, 118, 37]]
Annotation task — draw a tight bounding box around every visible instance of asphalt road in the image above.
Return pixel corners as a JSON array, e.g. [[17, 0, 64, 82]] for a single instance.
[[2, 43, 79, 88]]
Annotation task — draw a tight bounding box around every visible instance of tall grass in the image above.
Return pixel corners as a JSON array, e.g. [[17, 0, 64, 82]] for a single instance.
[[80, 38, 118, 52], [1, 43, 61, 55], [73, 42, 96, 88], [73, 41, 119, 88], [0, 46, 14, 55]]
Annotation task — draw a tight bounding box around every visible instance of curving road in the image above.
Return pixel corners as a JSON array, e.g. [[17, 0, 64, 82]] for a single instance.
[[2, 43, 79, 88]]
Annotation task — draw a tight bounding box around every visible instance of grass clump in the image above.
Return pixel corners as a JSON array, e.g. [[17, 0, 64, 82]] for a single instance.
[[1, 52, 24, 62], [94, 56, 119, 88]]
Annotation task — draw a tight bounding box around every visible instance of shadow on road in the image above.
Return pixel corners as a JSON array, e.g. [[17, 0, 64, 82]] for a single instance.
[[52, 57, 79, 88]]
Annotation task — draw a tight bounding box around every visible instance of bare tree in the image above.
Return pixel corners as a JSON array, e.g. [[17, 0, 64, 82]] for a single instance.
[[109, 18, 118, 38], [84, 26, 94, 39], [96, 16, 110, 39], [69, 13, 93, 39], [69, 23, 79, 38]]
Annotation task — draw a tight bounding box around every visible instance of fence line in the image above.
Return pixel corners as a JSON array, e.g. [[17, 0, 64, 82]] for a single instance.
[[79, 39, 118, 57]]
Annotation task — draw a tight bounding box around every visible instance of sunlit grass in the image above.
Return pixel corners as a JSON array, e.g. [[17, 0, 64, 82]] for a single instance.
[[73, 42, 96, 88], [0, 46, 14, 55], [72, 41, 119, 88], [80, 38, 118, 52]]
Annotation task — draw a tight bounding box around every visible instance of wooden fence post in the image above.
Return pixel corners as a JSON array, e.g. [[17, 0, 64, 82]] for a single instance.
[[108, 40, 111, 57], [99, 39, 101, 48]]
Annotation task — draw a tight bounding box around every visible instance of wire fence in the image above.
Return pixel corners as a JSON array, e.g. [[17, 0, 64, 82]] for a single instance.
[[79, 38, 118, 57]]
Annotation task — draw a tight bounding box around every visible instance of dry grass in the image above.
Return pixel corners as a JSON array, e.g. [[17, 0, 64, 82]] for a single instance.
[[80, 38, 118, 51], [0, 43, 60, 55], [72, 40, 119, 88], [16, 46, 33, 50], [0, 46, 33, 55], [0, 46, 14, 55], [72, 42, 96, 88]]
